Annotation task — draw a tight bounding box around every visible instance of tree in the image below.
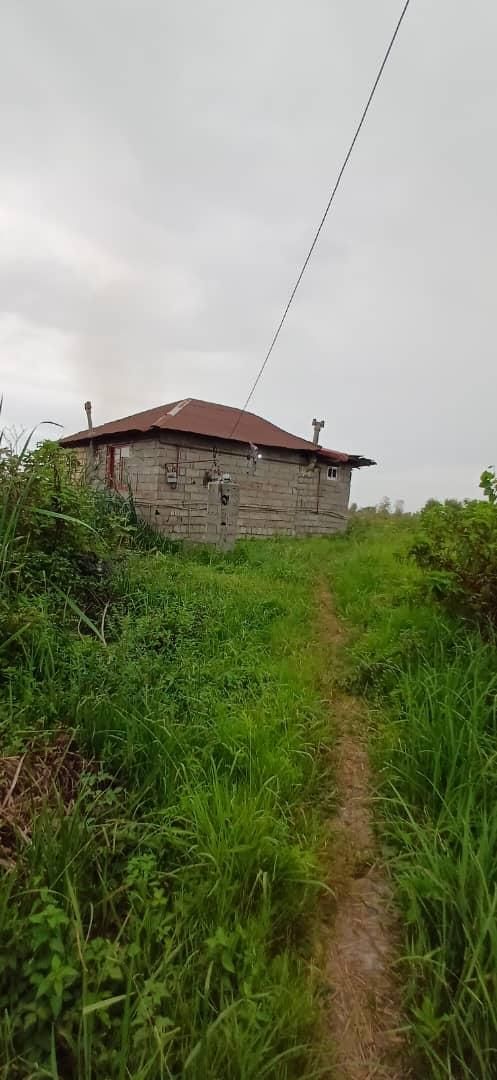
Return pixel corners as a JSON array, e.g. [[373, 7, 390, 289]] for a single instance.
[[480, 468, 497, 504]]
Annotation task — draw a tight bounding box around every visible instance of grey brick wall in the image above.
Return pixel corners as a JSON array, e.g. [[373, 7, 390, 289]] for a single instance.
[[88, 432, 352, 542]]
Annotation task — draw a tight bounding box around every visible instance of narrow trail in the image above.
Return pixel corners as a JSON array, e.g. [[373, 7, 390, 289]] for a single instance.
[[318, 585, 407, 1080]]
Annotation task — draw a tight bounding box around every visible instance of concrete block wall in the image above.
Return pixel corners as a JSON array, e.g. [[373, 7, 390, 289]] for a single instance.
[[87, 432, 353, 543], [126, 438, 162, 503], [294, 461, 352, 536], [206, 480, 240, 549]]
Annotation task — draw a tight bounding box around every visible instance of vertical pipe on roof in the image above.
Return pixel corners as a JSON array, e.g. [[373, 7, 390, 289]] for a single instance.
[[312, 418, 325, 445], [84, 401, 94, 459]]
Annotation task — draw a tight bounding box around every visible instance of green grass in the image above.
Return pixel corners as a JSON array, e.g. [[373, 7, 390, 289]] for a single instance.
[[0, 534, 335, 1079], [6, 437, 497, 1078], [326, 520, 497, 1078]]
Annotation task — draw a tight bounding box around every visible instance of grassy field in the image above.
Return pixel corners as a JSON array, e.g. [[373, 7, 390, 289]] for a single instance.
[[326, 518, 497, 1078], [0, 462, 335, 1080], [3, 441, 497, 1078]]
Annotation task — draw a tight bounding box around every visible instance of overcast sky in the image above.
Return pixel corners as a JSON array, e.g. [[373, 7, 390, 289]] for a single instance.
[[1, 0, 496, 508]]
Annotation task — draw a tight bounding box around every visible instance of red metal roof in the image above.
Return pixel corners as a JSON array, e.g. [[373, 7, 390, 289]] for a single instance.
[[60, 398, 374, 465], [315, 446, 350, 464], [320, 446, 375, 467]]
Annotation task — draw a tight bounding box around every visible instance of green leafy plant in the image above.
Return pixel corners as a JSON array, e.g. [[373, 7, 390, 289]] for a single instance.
[[480, 466, 497, 504], [412, 494, 497, 627]]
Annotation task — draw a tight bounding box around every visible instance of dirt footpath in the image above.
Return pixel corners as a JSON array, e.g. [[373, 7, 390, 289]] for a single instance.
[[319, 586, 407, 1080]]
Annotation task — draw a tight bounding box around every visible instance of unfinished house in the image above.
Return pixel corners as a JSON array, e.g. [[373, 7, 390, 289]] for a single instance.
[[60, 398, 374, 547]]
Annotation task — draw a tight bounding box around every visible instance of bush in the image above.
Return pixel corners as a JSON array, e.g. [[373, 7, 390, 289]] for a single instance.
[[412, 498, 497, 627], [0, 441, 140, 665]]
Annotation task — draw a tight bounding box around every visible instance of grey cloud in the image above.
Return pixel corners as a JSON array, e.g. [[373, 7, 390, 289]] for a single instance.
[[1, 0, 497, 506]]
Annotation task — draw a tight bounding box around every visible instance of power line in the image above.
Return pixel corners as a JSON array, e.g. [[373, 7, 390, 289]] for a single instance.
[[230, 0, 412, 439]]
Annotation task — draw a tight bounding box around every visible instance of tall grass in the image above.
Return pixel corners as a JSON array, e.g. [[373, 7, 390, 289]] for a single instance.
[[0, 425, 38, 600], [0, 444, 333, 1080], [327, 520, 497, 1078]]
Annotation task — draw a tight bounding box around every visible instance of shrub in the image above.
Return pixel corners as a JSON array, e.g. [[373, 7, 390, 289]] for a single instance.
[[412, 497, 497, 627], [0, 440, 141, 665]]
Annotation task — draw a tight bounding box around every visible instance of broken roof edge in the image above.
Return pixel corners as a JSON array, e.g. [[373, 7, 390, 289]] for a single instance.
[[347, 455, 376, 468], [317, 447, 376, 468]]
